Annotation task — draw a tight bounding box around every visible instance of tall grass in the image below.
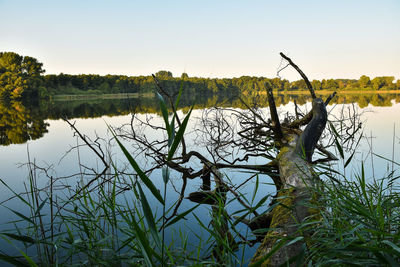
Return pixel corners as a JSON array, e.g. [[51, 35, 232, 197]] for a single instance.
[[300, 162, 400, 266], [0, 93, 399, 266], [0, 84, 252, 266], [0, 88, 197, 266]]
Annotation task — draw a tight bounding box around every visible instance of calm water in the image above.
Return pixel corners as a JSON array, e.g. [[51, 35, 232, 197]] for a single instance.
[[0, 92, 399, 262]]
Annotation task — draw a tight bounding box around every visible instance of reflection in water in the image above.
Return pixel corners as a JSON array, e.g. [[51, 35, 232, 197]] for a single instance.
[[0, 100, 49, 145], [239, 92, 400, 108], [1, 92, 399, 145], [0, 90, 399, 264]]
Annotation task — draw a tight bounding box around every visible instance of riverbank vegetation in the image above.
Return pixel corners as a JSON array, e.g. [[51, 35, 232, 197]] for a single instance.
[[0, 53, 399, 266], [1, 145, 399, 266], [0, 84, 399, 266], [1, 52, 400, 100]]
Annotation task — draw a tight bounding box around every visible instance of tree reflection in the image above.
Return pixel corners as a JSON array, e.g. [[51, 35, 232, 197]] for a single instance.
[[0, 100, 48, 145], [1, 92, 399, 145]]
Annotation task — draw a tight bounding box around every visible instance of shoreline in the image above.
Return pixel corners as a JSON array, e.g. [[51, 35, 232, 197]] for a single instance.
[[259, 89, 400, 95], [52, 92, 154, 101], [47, 90, 400, 101]]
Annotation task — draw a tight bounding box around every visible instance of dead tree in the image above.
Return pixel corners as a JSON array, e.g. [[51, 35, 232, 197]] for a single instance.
[[250, 96, 328, 266], [115, 53, 364, 265]]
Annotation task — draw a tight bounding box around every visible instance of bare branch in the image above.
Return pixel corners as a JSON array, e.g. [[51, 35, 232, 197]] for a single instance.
[[266, 84, 283, 143], [280, 52, 316, 99], [289, 91, 337, 129], [63, 119, 109, 198], [294, 98, 327, 162], [325, 91, 337, 105]]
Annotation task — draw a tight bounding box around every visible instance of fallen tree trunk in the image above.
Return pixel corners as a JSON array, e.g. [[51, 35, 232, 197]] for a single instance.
[[251, 98, 327, 266], [152, 52, 335, 265]]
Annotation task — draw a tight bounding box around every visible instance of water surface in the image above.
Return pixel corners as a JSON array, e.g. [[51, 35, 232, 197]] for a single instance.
[[0, 92, 399, 262]]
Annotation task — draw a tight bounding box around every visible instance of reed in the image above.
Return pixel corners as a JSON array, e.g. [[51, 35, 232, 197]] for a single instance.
[[0, 93, 399, 266]]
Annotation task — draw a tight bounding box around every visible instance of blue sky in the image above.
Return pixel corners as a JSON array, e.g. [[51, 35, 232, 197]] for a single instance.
[[0, 0, 399, 81]]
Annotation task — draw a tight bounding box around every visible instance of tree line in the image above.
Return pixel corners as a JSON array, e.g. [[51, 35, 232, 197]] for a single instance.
[[1, 51, 400, 99], [41, 72, 400, 97]]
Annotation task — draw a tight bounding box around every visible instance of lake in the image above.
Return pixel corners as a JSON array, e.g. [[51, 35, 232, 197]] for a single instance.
[[0, 92, 399, 264]]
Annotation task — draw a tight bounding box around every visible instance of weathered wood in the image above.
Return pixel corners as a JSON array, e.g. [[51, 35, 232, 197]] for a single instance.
[[251, 98, 327, 266], [266, 83, 283, 143], [294, 98, 327, 162]]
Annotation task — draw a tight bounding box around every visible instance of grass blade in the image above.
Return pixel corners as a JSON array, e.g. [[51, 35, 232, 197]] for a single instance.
[[167, 106, 193, 160], [335, 137, 344, 159], [0, 233, 35, 244], [162, 167, 170, 184], [168, 115, 175, 147], [133, 218, 158, 265], [164, 203, 201, 228], [344, 151, 355, 168], [109, 128, 164, 204], [0, 254, 29, 267], [5, 207, 35, 225], [1, 236, 38, 267], [137, 183, 162, 250], [0, 179, 32, 208], [156, 92, 172, 138], [329, 121, 340, 139], [382, 240, 400, 255], [174, 79, 184, 109], [34, 197, 48, 216]]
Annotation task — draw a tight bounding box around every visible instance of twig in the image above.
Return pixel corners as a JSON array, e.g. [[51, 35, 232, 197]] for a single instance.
[[277, 62, 290, 79], [315, 144, 338, 161], [62, 119, 109, 201], [238, 97, 269, 125]]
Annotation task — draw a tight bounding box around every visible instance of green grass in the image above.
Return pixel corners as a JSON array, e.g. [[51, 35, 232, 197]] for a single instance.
[[1, 146, 399, 266], [302, 164, 400, 266]]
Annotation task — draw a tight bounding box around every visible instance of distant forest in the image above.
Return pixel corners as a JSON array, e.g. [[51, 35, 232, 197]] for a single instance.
[[43, 71, 400, 97], [1, 52, 400, 99]]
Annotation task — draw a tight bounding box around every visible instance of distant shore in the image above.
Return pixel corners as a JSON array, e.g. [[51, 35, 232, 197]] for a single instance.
[[52, 92, 154, 101], [49, 89, 400, 101], [252, 89, 400, 95]]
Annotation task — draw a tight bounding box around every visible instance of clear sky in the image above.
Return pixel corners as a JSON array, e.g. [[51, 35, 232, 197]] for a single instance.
[[0, 0, 399, 81]]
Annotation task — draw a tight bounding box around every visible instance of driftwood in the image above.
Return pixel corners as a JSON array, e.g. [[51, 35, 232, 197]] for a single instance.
[[122, 52, 343, 265], [182, 53, 333, 265], [188, 96, 329, 265], [248, 54, 332, 266], [251, 97, 327, 266]]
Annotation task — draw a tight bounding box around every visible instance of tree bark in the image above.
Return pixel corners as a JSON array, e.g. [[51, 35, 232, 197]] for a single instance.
[[251, 98, 327, 266]]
